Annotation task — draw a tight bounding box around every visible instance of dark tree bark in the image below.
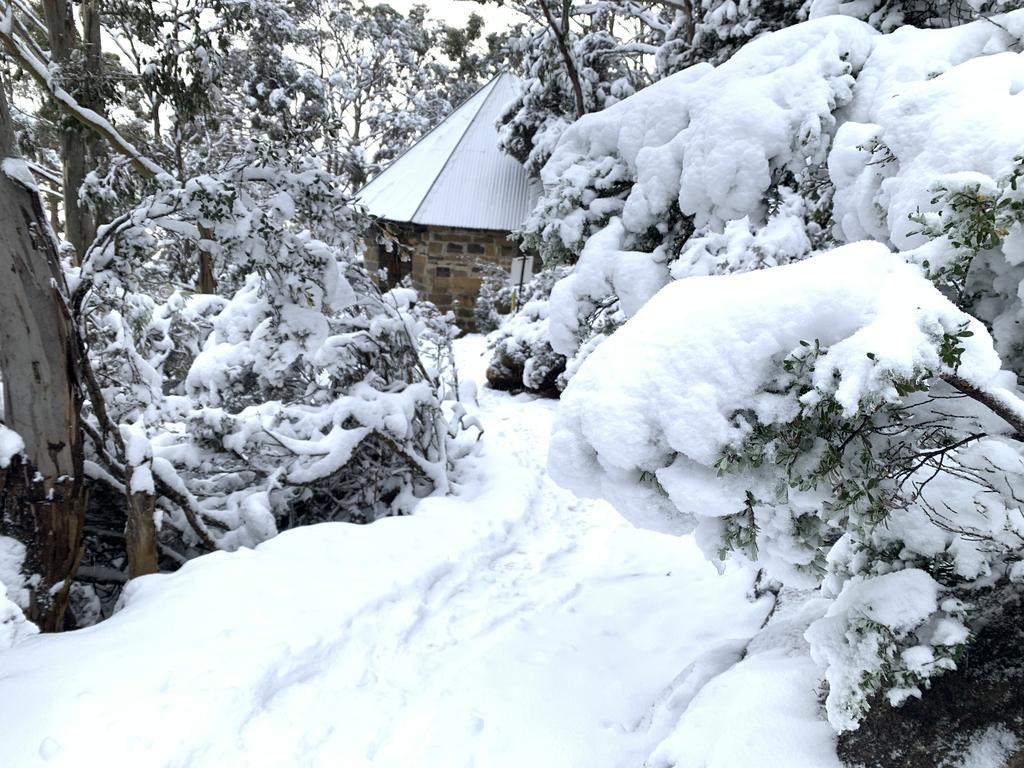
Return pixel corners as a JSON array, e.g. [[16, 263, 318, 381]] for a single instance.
[[0, 83, 87, 631], [540, 0, 586, 118]]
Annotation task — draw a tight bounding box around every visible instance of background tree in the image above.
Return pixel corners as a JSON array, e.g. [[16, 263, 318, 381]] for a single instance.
[[296, 1, 505, 190]]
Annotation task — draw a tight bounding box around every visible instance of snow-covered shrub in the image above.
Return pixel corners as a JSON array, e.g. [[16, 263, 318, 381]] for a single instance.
[[496, 10, 645, 176], [75, 151, 460, 569], [550, 244, 1024, 730], [908, 164, 1024, 371], [0, 538, 36, 649], [485, 266, 571, 396], [527, 10, 1024, 373], [495, 0, 839, 178], [473, 263, 515, 334], [807, 0, 1024, 31], [0, 585, 36, 650], [693, 0, 810, 63], [523, 16, 875, 362], [539, 7, 1024, 732], [385, 283, 463, 402]]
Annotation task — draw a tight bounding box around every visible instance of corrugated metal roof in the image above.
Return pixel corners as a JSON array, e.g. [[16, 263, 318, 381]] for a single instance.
[[355, 72, 541, 232]]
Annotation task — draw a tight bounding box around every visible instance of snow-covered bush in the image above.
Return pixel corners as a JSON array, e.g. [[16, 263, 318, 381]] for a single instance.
[[473, 263, 515, 334], [807, 0, 1024, 32], [520, 15, 872, 366], [494, 2, 678, 176], [494, 3, 1011, 384], [693, 0, 810, 63], [550, 244, 1024, 730], [385, 283, 463, 403], [485, 266, 571, 396], [75, 151, 461, 569], [497, 29, 629, 177], [538, 2, 1024, 731], [0, 585, 35, 651], [0, 538, 36, 649], [526, 10, 1024, 367]]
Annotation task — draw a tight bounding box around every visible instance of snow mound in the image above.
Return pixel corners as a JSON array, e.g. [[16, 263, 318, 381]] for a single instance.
[[647, 595, 841, 768]]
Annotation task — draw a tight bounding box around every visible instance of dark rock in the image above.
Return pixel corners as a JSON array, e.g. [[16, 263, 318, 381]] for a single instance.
[[839, 583, 1024, 768], [485, 345, 565, 398]]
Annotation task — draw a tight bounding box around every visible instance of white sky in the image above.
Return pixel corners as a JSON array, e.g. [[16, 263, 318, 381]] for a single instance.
[[386, 0, 521, 33]]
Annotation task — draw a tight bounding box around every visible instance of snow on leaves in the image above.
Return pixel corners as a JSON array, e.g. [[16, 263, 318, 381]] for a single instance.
[[550, 242, 1024, 729]]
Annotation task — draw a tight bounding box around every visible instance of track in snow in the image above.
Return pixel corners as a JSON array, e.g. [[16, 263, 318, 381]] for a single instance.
[[0, 336, 770, 768]]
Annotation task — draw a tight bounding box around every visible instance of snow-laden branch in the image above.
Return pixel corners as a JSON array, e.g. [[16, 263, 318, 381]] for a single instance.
[[9, 0, 43, 34], [25, 159, 62, 187], [0, 5, 170, 180], [943, 374, 1024, 437]]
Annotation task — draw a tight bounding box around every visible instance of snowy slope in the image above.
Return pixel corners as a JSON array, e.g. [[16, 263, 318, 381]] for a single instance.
[[0, 337, 783, 768]]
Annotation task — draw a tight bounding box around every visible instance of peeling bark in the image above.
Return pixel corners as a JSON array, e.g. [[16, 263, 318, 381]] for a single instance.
[[0, 83, 87, 631]]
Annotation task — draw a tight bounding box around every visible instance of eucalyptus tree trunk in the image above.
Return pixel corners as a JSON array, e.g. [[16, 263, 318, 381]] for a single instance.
[[0, 83, 87, 631], [41, 0, 103, 263], [126, 489, 158, 577]]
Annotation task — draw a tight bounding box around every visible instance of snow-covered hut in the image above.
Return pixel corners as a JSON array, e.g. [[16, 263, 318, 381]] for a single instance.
[[356, 72, 540, 329]]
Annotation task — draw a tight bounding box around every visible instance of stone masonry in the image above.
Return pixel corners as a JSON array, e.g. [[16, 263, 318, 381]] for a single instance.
[[367, 224, 521, 331]]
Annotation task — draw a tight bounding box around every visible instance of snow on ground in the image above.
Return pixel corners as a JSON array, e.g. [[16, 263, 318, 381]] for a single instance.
[[647, 590, 841, 768], [0, 336, 804, 767], [957, 725, 1022, 768]]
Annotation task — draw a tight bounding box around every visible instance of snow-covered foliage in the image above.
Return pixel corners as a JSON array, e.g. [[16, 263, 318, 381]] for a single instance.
[[551, 244, 1024, 730], [0, 538, 35, 650], [0, 584, 35, 651], [527, 15, 876, 356], [489, 3, 1024, 396], [492, 1, 714, 176], [497, 18, 640, 176], [91, 0, 502, 196], [808, 0, 1024, 31], [485, 266, 571, 396], [472, 263, 515, 334], [75, 152, 460, 561], [543, 9, 1024, 731], [0, 426, 24, 470], [385, 282, 464, 404], [693, 0, 811, 63], [499, 14, 854, 378], [491, 0, 844, 177], [522, 10, 1024, 365], [0, 0, 489, 624]]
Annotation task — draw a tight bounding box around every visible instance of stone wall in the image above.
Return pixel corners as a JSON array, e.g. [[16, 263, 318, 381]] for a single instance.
[[366, 223, 521, 331]]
